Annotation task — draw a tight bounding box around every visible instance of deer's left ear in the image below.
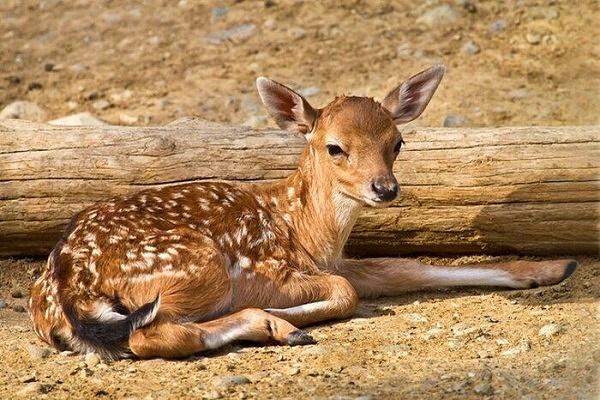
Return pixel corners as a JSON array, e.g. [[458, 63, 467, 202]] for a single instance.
[[381, 65, 445, 124], [256, 77, 317, 135]]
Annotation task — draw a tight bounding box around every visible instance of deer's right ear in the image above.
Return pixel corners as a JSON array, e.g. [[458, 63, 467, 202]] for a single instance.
[[256, 77, 317, 135]]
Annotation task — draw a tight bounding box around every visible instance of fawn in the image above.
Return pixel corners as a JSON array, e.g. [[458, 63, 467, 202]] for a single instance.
[[29, 65, 577, 359]]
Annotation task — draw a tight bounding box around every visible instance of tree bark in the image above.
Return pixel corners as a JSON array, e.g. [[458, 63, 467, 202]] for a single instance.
[[0, 118, 598, 257]]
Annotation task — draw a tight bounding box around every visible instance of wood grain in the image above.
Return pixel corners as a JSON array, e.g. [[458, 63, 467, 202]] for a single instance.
[[1, 118, 598, 257]]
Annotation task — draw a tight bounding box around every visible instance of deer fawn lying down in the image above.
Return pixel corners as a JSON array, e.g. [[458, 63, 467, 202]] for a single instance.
[[30, 65, 577, 359]]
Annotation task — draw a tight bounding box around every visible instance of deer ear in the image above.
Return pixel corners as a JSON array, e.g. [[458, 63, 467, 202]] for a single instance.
[[381, 65, 445, 124], [256, 77, 317, 134]]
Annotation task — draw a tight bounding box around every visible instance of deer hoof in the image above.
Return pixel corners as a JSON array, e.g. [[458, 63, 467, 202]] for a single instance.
[[286, 330, 316, 346]]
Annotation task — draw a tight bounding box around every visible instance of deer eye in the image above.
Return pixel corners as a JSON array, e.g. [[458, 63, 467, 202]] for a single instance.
[[393, 139, 405, 153], [326, 144, 345, 157]]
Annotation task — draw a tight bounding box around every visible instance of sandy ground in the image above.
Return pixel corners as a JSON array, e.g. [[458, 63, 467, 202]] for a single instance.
[[1, 1, 599, 399], [0, 256, 598, 399], [1, 1, 599, 128]]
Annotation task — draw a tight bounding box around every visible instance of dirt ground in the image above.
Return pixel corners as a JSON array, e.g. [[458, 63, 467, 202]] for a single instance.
[[1, 1, 599, 128], [1, 1, 599, 399], [0, 256, 598, 399]]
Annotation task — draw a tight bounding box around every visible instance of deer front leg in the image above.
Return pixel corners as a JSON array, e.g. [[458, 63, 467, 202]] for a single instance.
[[264, 274, 359, 327], [333, 258, 578, 299]]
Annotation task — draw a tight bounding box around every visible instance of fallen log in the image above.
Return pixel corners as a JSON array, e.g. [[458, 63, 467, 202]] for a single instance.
[[0, 118, 598, 257]]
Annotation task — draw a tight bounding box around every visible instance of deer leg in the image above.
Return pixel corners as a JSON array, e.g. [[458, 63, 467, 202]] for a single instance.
[[263, 274, 359, 327], [129, 308, 313, 359], [333, 258, 578, 299]]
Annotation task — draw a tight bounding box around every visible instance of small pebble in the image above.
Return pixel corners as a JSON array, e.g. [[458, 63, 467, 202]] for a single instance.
[[288, 27, 306, 40], [27, 344, 51, 360], [443, 114, 467, 127], [20, 374, 37, 383], [17, 382, 44, 396], [473, 382, 494, 395], [84, 352, 101, 368], [213, 375, 250, 387], [462, 41, 480, 55], [92, 99, 111, 110], [405, 313, 428, 323], [0, 299, 6, 310], [490, 20, 508, 33], [526, 33, 542, 45], [539, 323, 564, 338], [11, 289, 24, 298]]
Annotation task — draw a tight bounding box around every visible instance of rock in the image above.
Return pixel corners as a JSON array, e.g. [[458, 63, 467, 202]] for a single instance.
[[213, 375, 250, 387], [501, 340, 531, 357], [462, 41, 480, 55], [20, 374, 37, 383], [416, 5, 461, 27], [11, 289, 24, 298], [109, 89, 133, 104], [451, 323, 481, 338], [287, 367, 300, 375], [526, 33, 542, 45], [539, 323, 564, 338], [509, 88, 529, 99], [0, 299, 6, 309], [119, 113, 139, 125], [203, 391, 223, 400], [298, 86, 320, 97], [92, 99, 111, 110], [490, 19, 508, 33], [288, 27, 306, 39], [263, 18, 277, 30], [422, 327, 444, 340], [12, 304, 26, 313], [495, 338, 510, 346], [17, 382, 44, 396], [27, 344, 51, 360], [405, 313, 428, 323], [529, 6, 560, 20], [85, 352, 101, 368], [443, 114, 467, 127], [48, 112, 108, 126], [211, 7, 228, 23], [473, 382, 494, 395], [0, 101, 48, 122], [66, 100, 79, 110], [206, 24, 257, 45]]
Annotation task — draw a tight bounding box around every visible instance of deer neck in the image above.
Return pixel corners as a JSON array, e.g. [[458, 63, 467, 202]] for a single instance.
[[273, 148, 363, 268]]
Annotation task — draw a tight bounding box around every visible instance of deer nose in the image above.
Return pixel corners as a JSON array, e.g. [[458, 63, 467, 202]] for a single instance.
[[371, 177, 399, 202]]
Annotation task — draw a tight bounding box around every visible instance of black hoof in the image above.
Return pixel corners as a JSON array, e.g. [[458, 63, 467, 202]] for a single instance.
[[561, 260, 578, 281], [286, 330, 316, 346]]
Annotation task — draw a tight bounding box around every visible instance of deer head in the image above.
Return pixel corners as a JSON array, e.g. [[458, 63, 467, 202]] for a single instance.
[[256, 65, 445, 208]]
